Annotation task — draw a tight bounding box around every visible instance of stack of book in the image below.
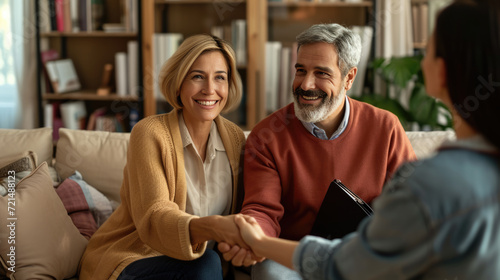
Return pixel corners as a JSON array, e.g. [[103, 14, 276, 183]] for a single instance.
[[152, 33, 184, 101], [38, 0, 138, 33]]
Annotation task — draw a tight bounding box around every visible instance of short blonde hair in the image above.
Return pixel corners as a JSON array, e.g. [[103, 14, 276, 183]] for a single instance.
[[159, 34, 243, 113]]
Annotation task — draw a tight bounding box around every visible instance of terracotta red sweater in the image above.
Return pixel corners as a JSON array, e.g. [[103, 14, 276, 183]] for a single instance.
[[241, 98, 416, 240]]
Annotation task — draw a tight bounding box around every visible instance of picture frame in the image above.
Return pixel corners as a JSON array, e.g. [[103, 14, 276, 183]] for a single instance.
[[45, 58, 81, 93]]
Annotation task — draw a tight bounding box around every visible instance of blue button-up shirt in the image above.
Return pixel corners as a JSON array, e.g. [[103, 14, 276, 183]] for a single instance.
[[300, 96, 350, 140]]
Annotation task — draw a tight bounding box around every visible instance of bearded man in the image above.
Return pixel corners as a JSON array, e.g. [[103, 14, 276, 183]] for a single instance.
[[220, 23, 416, 279]]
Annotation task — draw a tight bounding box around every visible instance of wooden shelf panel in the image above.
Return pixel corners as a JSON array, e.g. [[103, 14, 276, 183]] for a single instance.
[[268, 1, 372, 8], [411, 0, 428, 4], [43, 92, 139, 101], [40, 31, 138, 38], [155, 0, 245, 3]]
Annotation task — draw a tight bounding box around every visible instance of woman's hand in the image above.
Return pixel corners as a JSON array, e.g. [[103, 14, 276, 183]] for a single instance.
[[189, 214, 248, 248]]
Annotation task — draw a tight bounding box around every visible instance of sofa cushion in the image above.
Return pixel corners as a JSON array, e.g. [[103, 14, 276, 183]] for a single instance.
[[0, 162, 88, 279], [55, 128, 130, 203], [0, 127, 53, 167]]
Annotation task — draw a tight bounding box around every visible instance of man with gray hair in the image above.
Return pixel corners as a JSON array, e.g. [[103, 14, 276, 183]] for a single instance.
[[220, 23, 415, 279]]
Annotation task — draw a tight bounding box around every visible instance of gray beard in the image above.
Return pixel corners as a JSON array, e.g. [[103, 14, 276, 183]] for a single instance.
[[293, 87, 346, 123]]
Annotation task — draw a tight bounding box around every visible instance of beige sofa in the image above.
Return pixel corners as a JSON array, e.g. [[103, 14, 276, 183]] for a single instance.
[[0, 127, 456, 279]]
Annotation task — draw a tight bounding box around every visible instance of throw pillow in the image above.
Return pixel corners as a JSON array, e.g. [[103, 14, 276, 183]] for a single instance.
[[0, 152, 38, 197], [0, 162, 88, 280], [55, 178, 98, 239], [69, 171, 113, 227]]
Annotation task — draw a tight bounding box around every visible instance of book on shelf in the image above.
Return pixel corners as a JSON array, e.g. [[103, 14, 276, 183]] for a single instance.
[[40, 49, 60, 93], [115, 52, 128, 97], [265, 41, 282, 114], [45, 58, 81, 93], [127, 41, 139, 97], [63, 0, 72, 32], [44, 102, 65, 141], [120, 0, 138, 32], [60, 101, 87, 130], [232, 19, 247, 67], [411, 1, 429, 46], [47, 0, 57, 31], [39, 0, 52, 33], [153, 33, 183, 101], [211, 19, 247, 67], [103, 23, 126, 33], [55, 0, 65, 32], [43, 0, 104, 33], [278, 46, 293, 108], [350, 25, 373, 97]]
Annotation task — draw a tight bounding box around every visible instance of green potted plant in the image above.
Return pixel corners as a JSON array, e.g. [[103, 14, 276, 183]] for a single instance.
[[355, 55, 452, 131]]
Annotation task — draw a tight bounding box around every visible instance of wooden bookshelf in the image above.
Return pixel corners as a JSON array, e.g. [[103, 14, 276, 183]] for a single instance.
[[36, 0, 375, 130], [40, 31, 137, 38], [43, 92, 139, 101], [36, 0, 142, 132], [141, 0, 373, 128], [268, 1, 373, 8]]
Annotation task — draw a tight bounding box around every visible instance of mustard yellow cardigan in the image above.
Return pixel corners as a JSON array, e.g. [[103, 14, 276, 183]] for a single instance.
[[78, 110, 245, 280]]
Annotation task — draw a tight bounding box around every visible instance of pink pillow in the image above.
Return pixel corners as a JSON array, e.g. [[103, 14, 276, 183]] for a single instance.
[[55, 178, 97, 239]]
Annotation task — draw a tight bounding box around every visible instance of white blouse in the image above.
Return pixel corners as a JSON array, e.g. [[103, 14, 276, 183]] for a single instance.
[[179, 112, 232, 220]]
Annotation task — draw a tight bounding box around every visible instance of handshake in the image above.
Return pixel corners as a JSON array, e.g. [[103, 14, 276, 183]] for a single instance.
[[218, 214, 269, 267], [190, 214, 276, 267]]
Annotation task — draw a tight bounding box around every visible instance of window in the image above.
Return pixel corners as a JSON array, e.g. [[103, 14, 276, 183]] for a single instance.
[[0, 0, 21, 128]]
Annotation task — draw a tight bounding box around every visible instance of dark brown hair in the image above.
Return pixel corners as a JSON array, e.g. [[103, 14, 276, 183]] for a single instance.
[[435, 0, 500, 148]]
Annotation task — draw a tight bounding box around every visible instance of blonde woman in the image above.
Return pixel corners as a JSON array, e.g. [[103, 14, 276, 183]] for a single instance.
[[79, 34, 253, 280]]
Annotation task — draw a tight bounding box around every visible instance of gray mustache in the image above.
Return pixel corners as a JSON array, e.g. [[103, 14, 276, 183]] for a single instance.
[[294, 88, 327, 98]]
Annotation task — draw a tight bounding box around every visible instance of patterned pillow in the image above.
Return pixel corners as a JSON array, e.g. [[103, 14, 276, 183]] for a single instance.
[[0, 151, 37, 196], [68, 171, 113, 227], [55, 178, 97, 239]]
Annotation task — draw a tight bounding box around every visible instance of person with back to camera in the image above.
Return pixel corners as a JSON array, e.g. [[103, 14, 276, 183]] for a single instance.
[[78, 34, 258, 280], [218, 23, 416, 278], [232, 0, 500, 279]]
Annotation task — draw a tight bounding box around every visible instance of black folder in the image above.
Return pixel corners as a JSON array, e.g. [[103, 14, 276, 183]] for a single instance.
[[310, 179, 374, 240]]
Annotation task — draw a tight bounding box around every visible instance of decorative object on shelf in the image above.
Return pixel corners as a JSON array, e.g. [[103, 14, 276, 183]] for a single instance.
[[97, 64, 113, 96], [45, 59, 82, 93], [60, 101, 87, 130]]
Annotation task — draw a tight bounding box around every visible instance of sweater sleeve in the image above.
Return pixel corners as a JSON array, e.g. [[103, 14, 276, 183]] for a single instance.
[[121, 116, 204, 261], [240, 127, 284, 238], [385, 117, 416, 182]]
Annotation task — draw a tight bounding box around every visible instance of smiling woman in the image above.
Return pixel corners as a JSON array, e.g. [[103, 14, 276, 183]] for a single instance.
[[78, 34, 251, 280]]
